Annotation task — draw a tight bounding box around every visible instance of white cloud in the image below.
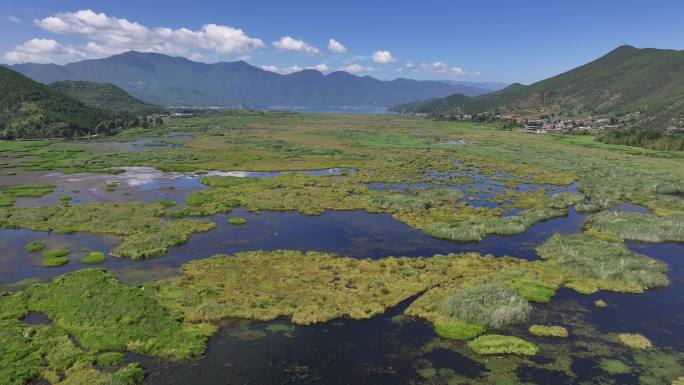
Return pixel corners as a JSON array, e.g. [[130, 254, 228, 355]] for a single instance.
[[8, 15, 21, 24], [419, 61, 465, 76], [403, 60, 467, 77], [272, 36, 319, 54], [338, 64, 377, 73], [3, 38, 89, 64], [372, 50, 395, 63], [328, 38, 347, 54], [261, 63, 329, 74], [28, 9, 264, 62]]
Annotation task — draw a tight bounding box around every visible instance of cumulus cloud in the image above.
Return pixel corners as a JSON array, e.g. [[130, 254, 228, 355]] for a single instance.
[[272, 36, 319, 54], [3, 38, 89, 64], [261, 63, 329, 74], [21, 9, 264, 63], [338, 64, 377, 73], [328, 38, 347, 54], [372, 50, 395, 63]]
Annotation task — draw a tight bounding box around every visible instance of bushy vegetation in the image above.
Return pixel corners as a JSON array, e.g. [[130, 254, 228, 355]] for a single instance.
[[467, 334, 538, 355], [96, 352, 125, 367], [440, 283, 532, 329], [50, 80, 162, 116]]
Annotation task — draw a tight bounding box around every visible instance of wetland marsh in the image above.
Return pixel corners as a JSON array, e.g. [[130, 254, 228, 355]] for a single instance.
[[1, 111, 684, 385]]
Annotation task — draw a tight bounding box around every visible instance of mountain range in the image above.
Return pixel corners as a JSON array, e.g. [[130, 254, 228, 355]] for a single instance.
[[391, 46, 684, 132], [50, 80, 162, 116], [8, 52, 501, 108]]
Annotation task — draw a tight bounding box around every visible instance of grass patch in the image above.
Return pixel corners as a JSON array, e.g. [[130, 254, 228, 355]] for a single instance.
[[467, 334, 538, 355], [595, 299, 608, 308], [81, 252, 107, 265], [227, 217, 247, 225], [97, 352, 125, 367], [618, 333, 653, 350], [440, 283, 532, 329], [24, 241, 46, 252], [528, 324, 569, 337]]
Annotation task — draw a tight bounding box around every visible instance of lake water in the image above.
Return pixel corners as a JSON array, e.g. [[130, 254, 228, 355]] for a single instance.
[[1, 163, 683, 385]]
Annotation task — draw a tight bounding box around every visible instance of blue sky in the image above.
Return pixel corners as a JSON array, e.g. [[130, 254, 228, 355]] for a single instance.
[[1, 0, 682, 83]]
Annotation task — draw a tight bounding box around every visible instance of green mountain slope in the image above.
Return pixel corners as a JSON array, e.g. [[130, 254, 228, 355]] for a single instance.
[[50, 80, 162, 115], [399, 46, 684, 131], [0, 66, 116, 139]]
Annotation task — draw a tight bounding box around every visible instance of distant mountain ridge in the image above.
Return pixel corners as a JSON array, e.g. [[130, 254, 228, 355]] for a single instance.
[[391, 45, 684, 132], [10, 51, 496, 108]]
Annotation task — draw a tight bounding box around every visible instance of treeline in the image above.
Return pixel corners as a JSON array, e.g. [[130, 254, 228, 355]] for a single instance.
[[0, 114, 165, 140], [598, 128, 684, 151]]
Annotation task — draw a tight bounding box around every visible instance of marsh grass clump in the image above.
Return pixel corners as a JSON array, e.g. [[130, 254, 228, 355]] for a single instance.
[[228, 217, 247, 225], [24, 241, 46, 252], [548, 192, 585, 209], [536, 234, 669, 293], [528, 324, 568, 337], [81, 251, 106, 265], [440, 283, 532, 329], [467, 334, 538, 355], [595, 299, 608, 308], [0, 184, 55, 206], [618, 333, 653, 350], [110, 363, 145, 385]]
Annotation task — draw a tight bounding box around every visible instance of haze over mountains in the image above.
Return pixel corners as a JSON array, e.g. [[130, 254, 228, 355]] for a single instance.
[[8, 51, 502, 108]]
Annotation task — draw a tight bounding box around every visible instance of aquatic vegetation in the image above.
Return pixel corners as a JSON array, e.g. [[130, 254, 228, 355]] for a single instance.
[[547, 192, 585, 209], [42, 256, 69, 267], [265, 323, 295, 337], [595, 299, 608, 308], [227, 217, 247, 225], [535, 234, 669, 293], [528, 325, 569, 338], [440, 283, 532, 329], [584, 211, 684, 242], [150, 250, 459, 325], [0, 184, 55, 207], [42, 249, 70, 259], [96, 352, 125, 367], [25, 269, 210, 358], [24, 241, 46, 252], [0, 202, 215, 259], [618, 333, 653, 350], [467, 335, 539, 355], [600, 359, 631, 374], [109, 363, 145, 385], [81, 251, 107, 265]]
